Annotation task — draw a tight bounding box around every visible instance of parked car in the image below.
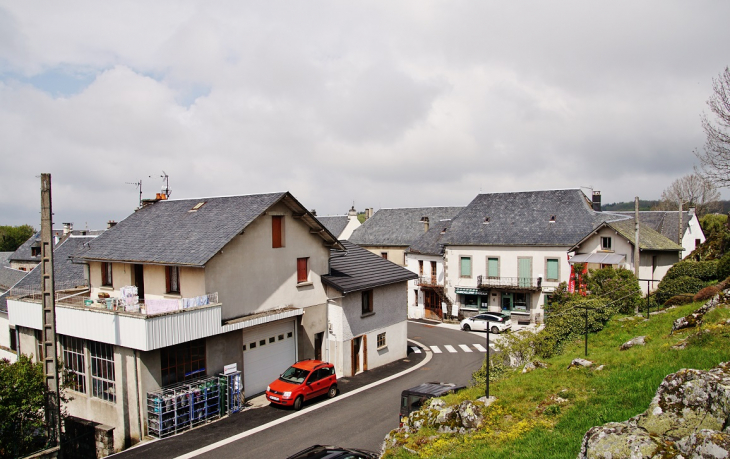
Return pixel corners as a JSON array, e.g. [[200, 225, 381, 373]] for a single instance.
[[266, 359, 337, 410], [399, 382, 466, 425], [285, 444, 379, 459], [460, 312, 512, 334]]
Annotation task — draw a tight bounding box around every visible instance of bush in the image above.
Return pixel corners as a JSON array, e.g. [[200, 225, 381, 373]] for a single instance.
[[663, 294, 695, 307], [694, 285, 721, 302], [700, 213, 727, 239], [663, 260, 718, 282], [655, 275, 707, 305], [539, 297, 613, 358], [717, 253, 730, 280], [585, 266, 641, 314]]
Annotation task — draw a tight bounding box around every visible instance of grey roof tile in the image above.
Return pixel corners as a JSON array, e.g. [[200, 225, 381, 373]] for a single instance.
[[9, 232, 42, 263], [407, 219, 454, 256], [0, 267, 27, 291], [349, 207, 464, 246], [442, 189, 626, 247], [614, 211, 693, 244], [322, 240, 418, 293], [14, 235, 95, 291], [316, 216, 349, 238]]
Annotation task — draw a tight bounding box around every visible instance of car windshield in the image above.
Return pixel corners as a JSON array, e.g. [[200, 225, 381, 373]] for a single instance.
[[280, 366, 310, 384]]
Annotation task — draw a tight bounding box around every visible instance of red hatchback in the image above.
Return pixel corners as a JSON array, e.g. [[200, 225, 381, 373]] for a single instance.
[[266, 360, 337, 410]]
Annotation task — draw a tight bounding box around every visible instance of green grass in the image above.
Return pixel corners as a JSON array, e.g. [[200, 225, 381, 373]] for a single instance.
[[385, 302, 730, 458]]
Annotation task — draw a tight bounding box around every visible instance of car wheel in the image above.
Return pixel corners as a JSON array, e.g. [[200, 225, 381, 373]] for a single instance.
[[328, 384, 337, 398], [293, 395, 304, 411], [491, 326, 500, 334], [462, 324, 471, 331]]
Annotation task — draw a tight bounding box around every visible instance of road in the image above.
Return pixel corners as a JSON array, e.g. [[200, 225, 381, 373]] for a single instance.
[[114, 322, 497, 459]]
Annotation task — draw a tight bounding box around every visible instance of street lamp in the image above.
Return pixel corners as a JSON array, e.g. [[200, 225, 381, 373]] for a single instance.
[[485, 320, 490, 399]]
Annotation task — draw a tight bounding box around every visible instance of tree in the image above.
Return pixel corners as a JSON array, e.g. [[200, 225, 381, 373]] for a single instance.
[[0, 225, 36, 252], [696, 66, 730, 188], [652, 173, 720, 216]]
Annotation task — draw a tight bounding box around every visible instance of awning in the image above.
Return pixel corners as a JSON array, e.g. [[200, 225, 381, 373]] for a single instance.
[[569, 253, 626, 265], [455, 288, 488, 295]]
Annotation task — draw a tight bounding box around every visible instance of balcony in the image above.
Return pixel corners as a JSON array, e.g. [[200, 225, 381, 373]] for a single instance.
[[417, 276, 442, 287], [477, 275, 543, 291]]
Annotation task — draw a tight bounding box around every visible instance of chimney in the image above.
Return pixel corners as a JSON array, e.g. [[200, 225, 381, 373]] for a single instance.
[[421, 216, 430, 233], [107, 220, 118, 229], [62, 222, 73, 235], [311, 209, 317, 216], [592, 191, 601, 212], [348, 205, 357, 217]]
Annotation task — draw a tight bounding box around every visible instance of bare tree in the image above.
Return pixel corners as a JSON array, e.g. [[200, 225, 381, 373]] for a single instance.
[[696, 66, 730, 187], [653, 173, 720, 216]]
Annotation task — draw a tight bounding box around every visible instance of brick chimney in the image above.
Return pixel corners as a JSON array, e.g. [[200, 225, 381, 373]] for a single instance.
[[592, 191, 601, 212]]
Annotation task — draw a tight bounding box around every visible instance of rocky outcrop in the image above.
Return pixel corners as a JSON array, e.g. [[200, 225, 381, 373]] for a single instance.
[[671, 294, 724, 334], [578, 361, 730, 458], [568, 358, 594, 369], [620, 336, 647, 350]]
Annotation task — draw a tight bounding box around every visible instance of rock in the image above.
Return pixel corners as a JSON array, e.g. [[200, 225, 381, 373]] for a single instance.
[[458, 400, 484, 430], [568, 358, 594, 369], [428, 398, 446, 410], [523, 361, 535, 373], [579, 362, 730, 458], [595, 365, 605, 371], [675, 429, 730, 457], [476, 396, 496, 407], [620, 336, 647, 351], [672, 296, 723, 334]]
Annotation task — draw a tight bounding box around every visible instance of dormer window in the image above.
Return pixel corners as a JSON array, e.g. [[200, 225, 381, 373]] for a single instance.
[[483, 217, 490, 224], [550, 215, 556, 223]]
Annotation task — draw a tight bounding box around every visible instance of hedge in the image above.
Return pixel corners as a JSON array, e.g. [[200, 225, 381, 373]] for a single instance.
[[655, 275, 707, 305], [663, 260, 718, 282]]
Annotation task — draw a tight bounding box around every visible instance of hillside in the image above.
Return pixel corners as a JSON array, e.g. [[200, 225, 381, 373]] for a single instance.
[[383, 300, 730, 458]]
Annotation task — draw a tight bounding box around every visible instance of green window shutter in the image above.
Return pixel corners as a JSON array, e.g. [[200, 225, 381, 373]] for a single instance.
[[547, 259, 559, 280], [460, 257, 471, 277], [488, 258, 499, 277]]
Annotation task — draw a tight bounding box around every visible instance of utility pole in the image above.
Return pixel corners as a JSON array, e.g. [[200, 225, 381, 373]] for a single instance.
[[678, 198, 684, 261], [634, 197, 641, 313], [41, 173, 61, 451]]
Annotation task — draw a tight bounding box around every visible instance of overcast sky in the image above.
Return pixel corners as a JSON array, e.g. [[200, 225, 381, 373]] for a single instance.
[[2, 2, 729, 230]]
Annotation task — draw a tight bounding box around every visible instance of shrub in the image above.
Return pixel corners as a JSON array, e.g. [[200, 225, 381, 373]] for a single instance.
[[700, 213, 727, 239], [585, 266, 641, 314], [717, 253, 730, 281], [663, 260, 718, 282], [694, 285, 720, 302], [655, 275, 707, 305], [539, 297, 613, 358], [663, 294, 695, 307]]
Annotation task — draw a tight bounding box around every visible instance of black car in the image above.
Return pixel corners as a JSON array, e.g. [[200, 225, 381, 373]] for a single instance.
[[285, 444, 379, 459]]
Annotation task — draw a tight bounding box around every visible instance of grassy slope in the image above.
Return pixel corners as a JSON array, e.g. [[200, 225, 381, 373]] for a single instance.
[[385, 302, 730, 458]]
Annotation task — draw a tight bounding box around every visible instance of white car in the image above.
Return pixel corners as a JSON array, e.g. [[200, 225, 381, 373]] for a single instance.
[[460, 313, 512, 334]]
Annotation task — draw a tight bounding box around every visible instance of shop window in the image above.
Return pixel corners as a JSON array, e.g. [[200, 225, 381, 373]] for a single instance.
[[513, 293, 530, 311], [61, 335, 86, 394], [161, 339, 206, 387]]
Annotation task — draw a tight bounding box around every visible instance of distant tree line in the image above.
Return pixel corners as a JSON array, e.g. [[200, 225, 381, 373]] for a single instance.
[[0, 225, 36, 252]]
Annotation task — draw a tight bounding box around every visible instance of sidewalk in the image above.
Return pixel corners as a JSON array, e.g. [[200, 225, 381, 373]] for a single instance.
[[112, 344, 429, 459]]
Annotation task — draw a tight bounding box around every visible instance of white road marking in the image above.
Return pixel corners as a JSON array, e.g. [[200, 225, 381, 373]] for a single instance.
[[430, 345, 443, 353], [473, 344, 487, 352], [458, 344, 473, 353], [410, 346, 422, 354], [444, 345, 457, 353]]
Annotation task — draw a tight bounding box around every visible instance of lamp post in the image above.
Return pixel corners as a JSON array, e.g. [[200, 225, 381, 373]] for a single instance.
[[485, 320, 490, 399]]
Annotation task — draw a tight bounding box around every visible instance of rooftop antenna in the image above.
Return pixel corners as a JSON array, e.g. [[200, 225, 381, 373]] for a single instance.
[[151, 171, 171, 199], [126, 179, 142, 208]]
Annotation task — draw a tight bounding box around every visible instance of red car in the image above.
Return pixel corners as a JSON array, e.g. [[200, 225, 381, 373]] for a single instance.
[[266, 359, 337, 410]]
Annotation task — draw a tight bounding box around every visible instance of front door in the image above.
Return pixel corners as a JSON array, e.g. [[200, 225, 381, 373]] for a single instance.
[[314, 332, 323, 361], [352, 337, 361, 375], [424, 290, 442, 320], [502, 292, 513, 311]]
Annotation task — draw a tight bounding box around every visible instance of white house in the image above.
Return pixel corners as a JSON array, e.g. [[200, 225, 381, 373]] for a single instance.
[[316, 205, 362, 240], [614, 209, 705, 259]]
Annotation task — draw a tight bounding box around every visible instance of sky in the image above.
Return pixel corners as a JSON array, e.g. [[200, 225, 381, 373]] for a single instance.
[[1, 1, 730, 230]]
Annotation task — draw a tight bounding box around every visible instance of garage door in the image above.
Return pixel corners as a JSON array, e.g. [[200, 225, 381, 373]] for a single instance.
[[242, 320, 296, 395]]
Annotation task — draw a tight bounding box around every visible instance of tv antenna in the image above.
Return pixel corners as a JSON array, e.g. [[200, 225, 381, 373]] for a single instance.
[[126, 179, 142, 208], [150, 171, 171, 198]]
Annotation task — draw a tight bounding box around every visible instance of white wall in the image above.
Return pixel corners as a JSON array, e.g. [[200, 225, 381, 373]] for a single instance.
[[682, 214, 706, 258], [339, 215, 361, 240], [0, 312, 16, 362], [404, 253, 444, 319]]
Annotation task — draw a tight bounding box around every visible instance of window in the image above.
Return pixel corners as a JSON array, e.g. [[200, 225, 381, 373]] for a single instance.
[[297, 257, 309, 283], [31, 247, 41, 257], [430, 261, 437, 283], [381, 252, 388, 260], [272, 216, 284, 248], [460, 257, 472, 278], [601, 237, 612, 250], [513, 293, 530, 311], [695, 238, 701, 248], [418, 260, 423, 276], [377, 332, 386, 349], [9, 326, 16, 352], [546, 258, 559, 281], [487, 257, 499, 278], [362, 289, 373, 315], [161, 339, 206, 387], [90, 341, 115, 402], [166, 266, 180, 293], [101, 262, 113, 287], [61, 335, 86, 394]]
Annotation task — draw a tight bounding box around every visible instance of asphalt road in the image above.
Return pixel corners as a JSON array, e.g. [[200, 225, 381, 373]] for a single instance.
[[113, 321, 494, 459]]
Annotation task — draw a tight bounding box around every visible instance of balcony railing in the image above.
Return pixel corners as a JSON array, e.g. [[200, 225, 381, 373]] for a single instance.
[[9, 286, 219, 317], [417, 276, 442, 287], [477, 275, 543, 291]]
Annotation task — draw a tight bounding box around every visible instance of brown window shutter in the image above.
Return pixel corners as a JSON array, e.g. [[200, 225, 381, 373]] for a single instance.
[[272, 216, 283, 248], [297, 258, 308, 283], [166, 266, 171, 292], [350, 340, 355, 377], [363, 335, 368, 371]]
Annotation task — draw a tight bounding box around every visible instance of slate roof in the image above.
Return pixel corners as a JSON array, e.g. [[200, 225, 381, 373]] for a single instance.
[[407, 219, 454, 256], [0, 252, 13, 266], [322, 240, 418, 294], [614, 211, 694, 244], [14, 235, 95, 291], [441, 189, 626, 247], [0, 267, 27, 291], [349, 207, 464, 247], [316, 216, 349, 239], [74, 192, 342, 267], [9, 231, 42, 263], [0, 291, 8, 314]]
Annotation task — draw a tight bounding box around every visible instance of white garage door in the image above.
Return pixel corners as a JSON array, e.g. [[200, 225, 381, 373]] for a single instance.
[[242, 320, 296, 395]]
